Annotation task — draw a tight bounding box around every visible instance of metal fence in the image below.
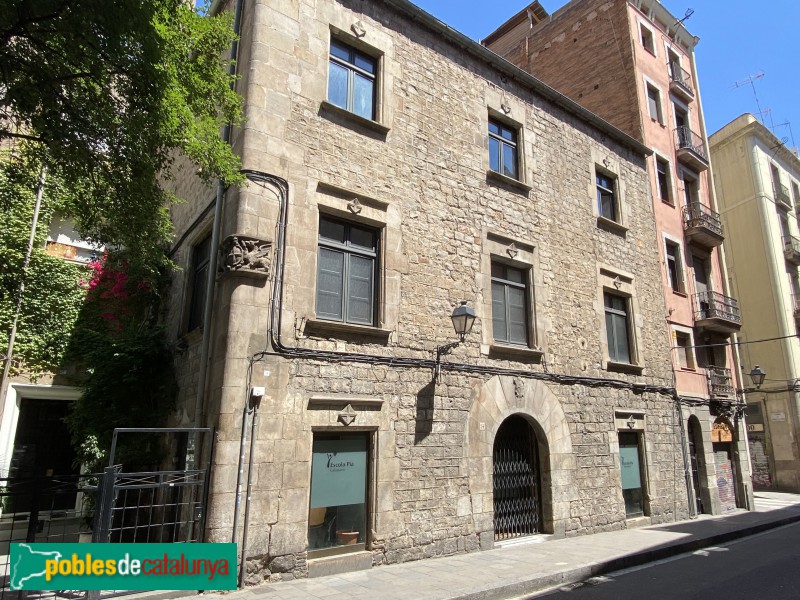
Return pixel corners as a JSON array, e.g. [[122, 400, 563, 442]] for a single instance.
[[0, 473, 96, 600], [0, 428, 213, 600]]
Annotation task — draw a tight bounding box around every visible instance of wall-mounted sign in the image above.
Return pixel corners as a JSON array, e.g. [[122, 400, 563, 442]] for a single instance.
[[770, 412, 786, 422], [747, 423, 765, 433], [711, 421, 733, 443]]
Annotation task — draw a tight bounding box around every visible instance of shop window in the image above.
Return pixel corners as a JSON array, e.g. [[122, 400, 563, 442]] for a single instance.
[[308, 433, 369, 555]]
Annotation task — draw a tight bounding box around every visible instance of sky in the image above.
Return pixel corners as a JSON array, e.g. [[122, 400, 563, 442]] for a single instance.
[[410, 1, 800, 148]]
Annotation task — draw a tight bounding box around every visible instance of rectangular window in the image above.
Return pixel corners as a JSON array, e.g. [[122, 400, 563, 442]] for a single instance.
[[675, 331, 694, 369], [656, 157, 672, 203], [665, 241, 684, 293], [308, 432, 369, 554], [619, 432, 646, 518], [596, 172, 618, 221], [604, 292, 631, 363], [187, 235, 211, 331], [488, 118, 519, 180], [491, 262, 529, 345], [328, 38, 377, 120], [316, 216, 378, 325], [640, 24, 655, 54], [646, 85, 663, 124]]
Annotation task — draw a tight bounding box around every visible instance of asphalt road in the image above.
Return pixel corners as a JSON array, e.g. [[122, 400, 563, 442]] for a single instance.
[[532, 522, 800, 599]]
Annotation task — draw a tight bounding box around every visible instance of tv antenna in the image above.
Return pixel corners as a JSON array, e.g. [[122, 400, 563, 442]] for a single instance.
[[675, 8, 694, 27], [772, 121, 797, 151], [732, 71, 766, 124]]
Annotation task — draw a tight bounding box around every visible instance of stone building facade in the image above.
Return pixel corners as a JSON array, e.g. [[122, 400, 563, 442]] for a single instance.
[[164, 0, 690, 582], [484, 0, 753, 516]]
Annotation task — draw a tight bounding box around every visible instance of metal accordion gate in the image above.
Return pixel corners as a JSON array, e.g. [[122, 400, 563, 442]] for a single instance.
[[492, 415, 541, 541]]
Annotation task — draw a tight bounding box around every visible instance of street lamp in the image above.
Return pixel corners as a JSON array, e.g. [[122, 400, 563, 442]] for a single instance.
[[450, 300, 477, 342], [749, 365, 766, 389], [435, 301, 477, 382]]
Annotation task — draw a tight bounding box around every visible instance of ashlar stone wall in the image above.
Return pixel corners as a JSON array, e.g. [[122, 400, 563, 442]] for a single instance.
[[164, 0, 689, 583]]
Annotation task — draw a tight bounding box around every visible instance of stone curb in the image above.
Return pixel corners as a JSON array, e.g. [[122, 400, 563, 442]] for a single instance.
[[449, 511, 800, 600]]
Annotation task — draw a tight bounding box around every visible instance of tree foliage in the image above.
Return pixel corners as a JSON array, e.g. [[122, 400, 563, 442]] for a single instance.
[[65, 253, 176, 472], [0, 0, 243, 266], [0, 149, 87, 380]]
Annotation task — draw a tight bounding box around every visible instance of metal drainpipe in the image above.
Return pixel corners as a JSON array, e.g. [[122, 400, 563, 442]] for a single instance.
[[192, 0, 246, 435]]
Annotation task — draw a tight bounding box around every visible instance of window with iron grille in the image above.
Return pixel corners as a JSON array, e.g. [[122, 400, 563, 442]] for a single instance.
[[316, 216, 378, 325], [328, 38, 377, 120], [596, 172, 618, 222], [489, 118, 519, 180], [491, 262, 529, 345], [604, 292, 631, 363], [187, 235, 211, 331]]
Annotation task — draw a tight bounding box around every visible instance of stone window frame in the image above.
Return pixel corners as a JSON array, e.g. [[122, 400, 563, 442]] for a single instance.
[[643, 76, 665, 126], [301, 183, 400, 343], [662, 232, 687, 295], [597, 265, 644, 373], [320, 23, 394, 136], [672, 324, 696, 371], [479, 231, 546, 361], [591, 151, 629, 233], [184, 230, 213, 334], [484, 102, 533, 194], [653, 150, 675, 205]]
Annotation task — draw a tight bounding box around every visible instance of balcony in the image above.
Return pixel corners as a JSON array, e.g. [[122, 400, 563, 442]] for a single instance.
[[793, 294, 800, 320], [693, 291, 742, 334], [683, 202, 724, 248], [706, 366, 735, 399], [785, 236, 800, 265], [668, 63, 694, 102], [675, 126, 709, 171], [775, 183, 792, 209]]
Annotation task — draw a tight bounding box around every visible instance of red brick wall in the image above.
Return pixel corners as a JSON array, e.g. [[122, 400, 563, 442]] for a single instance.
[[486, 0, 643, 142]]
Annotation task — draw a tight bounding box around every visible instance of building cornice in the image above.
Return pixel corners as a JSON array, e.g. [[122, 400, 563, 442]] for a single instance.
[[710, 114, 800, 175]]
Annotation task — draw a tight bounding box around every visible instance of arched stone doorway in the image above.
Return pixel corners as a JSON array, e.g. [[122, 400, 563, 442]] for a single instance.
[[687, 416, 708, 514], [493, 415, 542, 540], [466, 376, 575, 544], [711, 418, 738, 511]]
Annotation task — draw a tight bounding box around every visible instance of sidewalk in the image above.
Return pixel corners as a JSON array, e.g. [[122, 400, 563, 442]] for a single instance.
[[201, 492, 800, 600]]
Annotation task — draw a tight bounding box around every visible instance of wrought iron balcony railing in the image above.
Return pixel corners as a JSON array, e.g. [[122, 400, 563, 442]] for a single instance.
[[706, 366, 735, 398], [668, 63, 694, 99], [675, 125, 709, 168], [785, 236, 800, 265], [683, 202, 724, 246], [693, 291, 742, 329]]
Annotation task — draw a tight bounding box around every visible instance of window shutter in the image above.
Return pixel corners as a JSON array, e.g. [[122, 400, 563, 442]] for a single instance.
[[347, 254, 374, 324], [317, 248, 345, 320]]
